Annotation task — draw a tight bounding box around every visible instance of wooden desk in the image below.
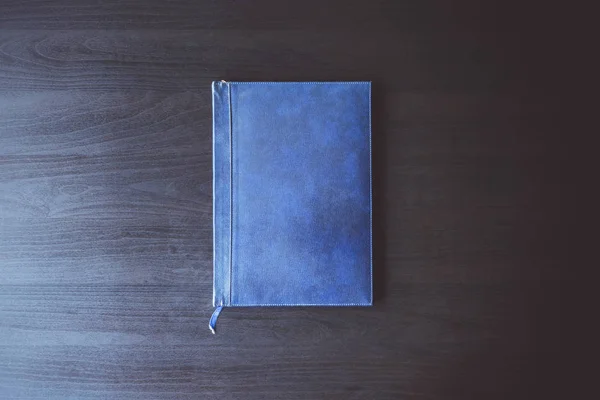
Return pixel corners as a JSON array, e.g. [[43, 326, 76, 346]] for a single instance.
[[0, 1, 568, 398]]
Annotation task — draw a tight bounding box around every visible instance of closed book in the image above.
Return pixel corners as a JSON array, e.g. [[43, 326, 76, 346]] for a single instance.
[[211, 81, 372, 332]]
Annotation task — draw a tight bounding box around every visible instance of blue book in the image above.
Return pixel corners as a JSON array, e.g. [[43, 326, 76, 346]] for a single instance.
[[211, 81, 372, 332]]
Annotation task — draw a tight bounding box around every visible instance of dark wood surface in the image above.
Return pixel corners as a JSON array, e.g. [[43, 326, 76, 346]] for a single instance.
[[1, 1, 570, 399]]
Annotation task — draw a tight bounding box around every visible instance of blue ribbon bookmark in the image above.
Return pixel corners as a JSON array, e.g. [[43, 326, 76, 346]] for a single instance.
[[209, 306, 224, 334]]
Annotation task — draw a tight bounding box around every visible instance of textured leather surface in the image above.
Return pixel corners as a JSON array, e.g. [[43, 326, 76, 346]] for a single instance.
[[213, 82, 372, 306]]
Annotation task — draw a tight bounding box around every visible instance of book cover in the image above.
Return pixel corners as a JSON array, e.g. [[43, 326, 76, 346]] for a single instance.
[[211, 81, 372, 332]]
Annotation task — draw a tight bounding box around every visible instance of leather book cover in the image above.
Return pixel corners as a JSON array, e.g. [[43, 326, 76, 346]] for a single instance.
[[211, 81, 372, 332]]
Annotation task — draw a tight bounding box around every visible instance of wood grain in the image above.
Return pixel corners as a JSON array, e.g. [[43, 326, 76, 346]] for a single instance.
[[0, 0, 447, 30], [0, 0, 569, 399], [1, 283, 533, 399], [0, 29, 527, 91], [0, 91, 210, 154]]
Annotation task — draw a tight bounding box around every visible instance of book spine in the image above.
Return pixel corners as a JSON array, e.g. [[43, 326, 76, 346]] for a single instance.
[[212, 81, 232, 307]]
